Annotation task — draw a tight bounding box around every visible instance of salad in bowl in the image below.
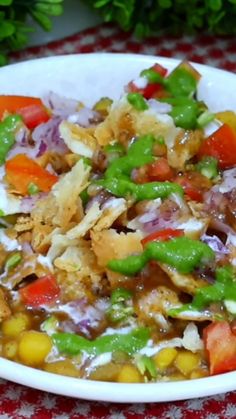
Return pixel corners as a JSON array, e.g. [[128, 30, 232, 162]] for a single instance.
[[0, 58, 236, 385]]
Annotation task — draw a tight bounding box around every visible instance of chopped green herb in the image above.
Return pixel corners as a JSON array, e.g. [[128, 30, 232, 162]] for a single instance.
[[197, 111, 215, 128], [27, 182, 40, 195], [141, 69, 164, 84], [107, 288, 134, 323], [127, 92, 148, 111], [5, 252, 22, 270], [104, 143, 125, 154], [196, 156, 218, 179], [136, 354, 157, 379]]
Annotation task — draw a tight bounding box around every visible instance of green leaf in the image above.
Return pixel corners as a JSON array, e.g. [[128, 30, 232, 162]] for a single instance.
[[0, 0, 12, 5], [0, 20, 15, 40], [34, 3, 63, 16], [208, 0, 222, 11], [159, 0, 172, 9], [94, 0, 111, 7], [30, 10, 52, 31]]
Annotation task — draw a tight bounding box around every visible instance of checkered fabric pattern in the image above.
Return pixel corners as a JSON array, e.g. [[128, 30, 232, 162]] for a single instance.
[[10, 23, 236, 73], [1, 23, 236, 419], [0, 378, 236, 419]]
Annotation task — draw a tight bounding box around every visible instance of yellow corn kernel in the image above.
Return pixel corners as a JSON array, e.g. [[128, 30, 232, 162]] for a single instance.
[[93, 97, 113, 116], [1, 313, 31, 338], [89, 363, 121, 382], [216, 111, 236, 132], [190, 369, 208, 380], [153, 347, 178, 371], [18, 331, 52, 366], [174, 350, 200, 376], [117, 364, 143, 383], [3, 341, 18, 359], [44, 360, 79, 378]]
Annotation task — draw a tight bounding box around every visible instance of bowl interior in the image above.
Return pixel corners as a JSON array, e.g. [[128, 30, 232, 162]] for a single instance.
[[0, 53, 236, 403]]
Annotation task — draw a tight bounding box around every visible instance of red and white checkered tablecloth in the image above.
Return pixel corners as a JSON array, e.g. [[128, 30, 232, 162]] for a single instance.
[[1, 23, 236, 419], [10, 23, 236, 73]]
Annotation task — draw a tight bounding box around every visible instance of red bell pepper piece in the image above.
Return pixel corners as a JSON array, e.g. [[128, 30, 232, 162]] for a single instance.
[[175, 174, 203, 202], [0, 95, 50, 129], [17, 104, 50, 129], [203, 321, 236, 375], [5, 154, 58, 195], [19, 274, 60, 307], [152, 63, 168, 78], [141, 228, 184, 246], [127, 63, 168, 99], [147, 158, 174, 182], [198, 124, 236, 169]]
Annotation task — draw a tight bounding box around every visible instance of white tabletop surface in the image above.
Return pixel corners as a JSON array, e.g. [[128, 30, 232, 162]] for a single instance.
[[28, 0, 101, 46]]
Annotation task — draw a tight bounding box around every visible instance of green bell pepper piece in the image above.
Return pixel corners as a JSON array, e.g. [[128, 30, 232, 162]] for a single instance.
[[196, 156, 218, 179], [0, 114, 22, 165]]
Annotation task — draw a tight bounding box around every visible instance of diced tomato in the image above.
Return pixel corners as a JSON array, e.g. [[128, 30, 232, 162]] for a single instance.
[[128, 81, 161, 100], [147, 158, 174, 182], [127, 63, 168, 100], [203, 321, 236, 375], [0, 95, 49, 129], [198, 124, 236, 169], [151, 63, 168, 78], [175, 173, 206, 202], [19, 274, 60, 308], [132, 167, 149, 184], [17, 104, 50, 129], [141, 228, 184, 246], [0, 95, 42, 118], [5, 154, 58, 195], [143, 83, 162, 100]]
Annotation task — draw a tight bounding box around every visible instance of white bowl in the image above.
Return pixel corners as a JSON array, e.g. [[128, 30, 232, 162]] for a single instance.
[[0, 53, 236, 403]]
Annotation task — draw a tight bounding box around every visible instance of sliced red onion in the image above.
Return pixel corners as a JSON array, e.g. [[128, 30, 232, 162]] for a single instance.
[[20, 193, 48, 213], [138, 211, 159, 223], [61, 319, 91, 336], [201, 234, 229, 257], [43, 91, 78, 117], [32, 116, 69, 156], [7, 117, 68, 160], [21, 241, 34, 255], [142, 199, 180, 233], [53, 298, 109, 338], [67, 107, 101, 128], [7, 144, 38, 160], [204, 189, 227, 215], [148, 99, 172, 114], [15, 126, 29, 146], [226, 233, 236, 247], [37, 140, 47, 156], [218, 168, 236, 194]]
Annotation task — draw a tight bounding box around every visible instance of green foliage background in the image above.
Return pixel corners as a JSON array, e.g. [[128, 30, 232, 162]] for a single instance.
[[88, 0, 236, 38], [1, 0, 236, 65], [0, 0, 63, 65]]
